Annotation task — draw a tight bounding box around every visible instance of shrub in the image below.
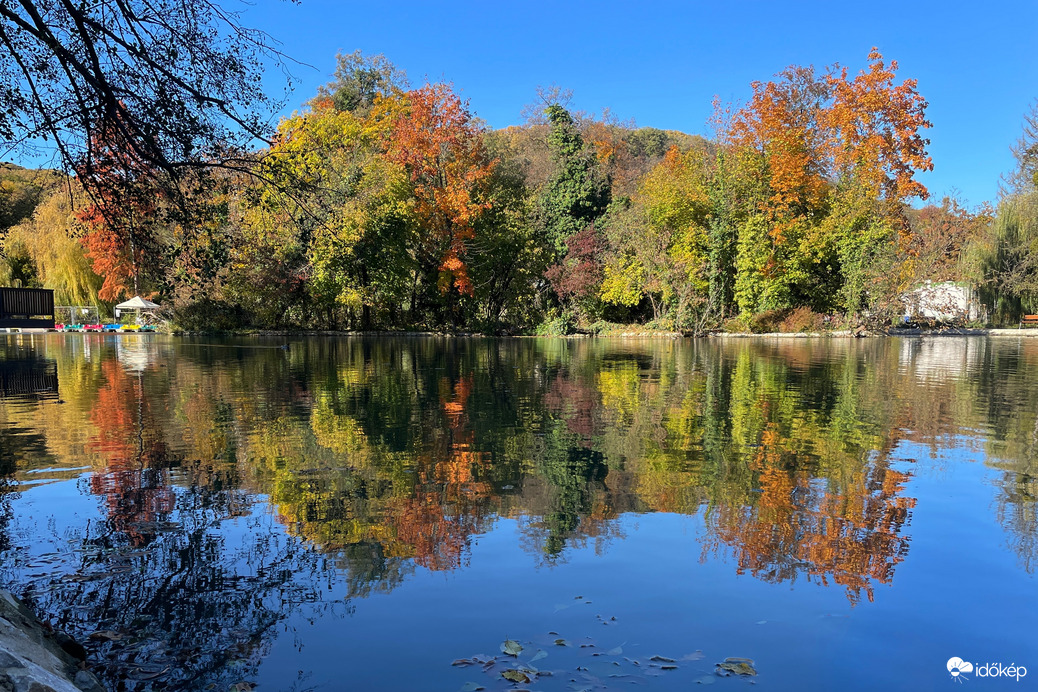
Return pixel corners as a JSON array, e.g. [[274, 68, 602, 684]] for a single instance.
[[778, 306, 826, 333], [748, 308, 790, 333], [535, 308, 575, 336], [721, 316, 749, 333]]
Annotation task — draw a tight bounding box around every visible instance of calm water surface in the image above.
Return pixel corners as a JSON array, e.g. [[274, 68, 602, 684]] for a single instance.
[[0, 334, 1035, 691]]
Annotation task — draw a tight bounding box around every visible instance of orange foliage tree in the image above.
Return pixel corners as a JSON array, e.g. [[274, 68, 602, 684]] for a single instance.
[[383, 84, 496, 298], [723, 49, 933, 314]]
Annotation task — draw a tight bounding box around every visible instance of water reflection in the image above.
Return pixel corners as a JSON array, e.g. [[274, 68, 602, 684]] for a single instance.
[[0, 335, 1035, 689]]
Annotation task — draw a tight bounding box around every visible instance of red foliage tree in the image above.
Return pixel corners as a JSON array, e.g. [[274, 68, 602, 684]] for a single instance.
[[75, 114, 162, 301]]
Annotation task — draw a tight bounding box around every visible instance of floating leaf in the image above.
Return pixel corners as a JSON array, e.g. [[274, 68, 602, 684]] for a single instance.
[[607, 646, 623, 656], [501, 639, 523, 656], [529, 649, 548, 663], [88, 630, 124, 642], [501, 669, 531, 684], [554, 639, 571, 647], [649, 655, 675, 663], [716, 657, 757, 676], [661, 665, 678, 670]]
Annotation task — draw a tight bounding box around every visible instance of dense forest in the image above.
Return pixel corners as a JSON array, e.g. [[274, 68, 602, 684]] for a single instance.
[[0, 49, 1035, 333]]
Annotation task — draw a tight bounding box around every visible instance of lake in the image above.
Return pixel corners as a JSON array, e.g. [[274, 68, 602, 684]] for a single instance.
[[0, 334, 1035, 691]]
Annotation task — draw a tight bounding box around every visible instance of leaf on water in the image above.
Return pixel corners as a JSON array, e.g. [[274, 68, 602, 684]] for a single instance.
[[452, 659, 475, 667], [716, 657, 757, 676], [501, 639, 523, 657], [501, 669, 531, 684], [460, 684, 485, 692], [680, 650, 705, 661], [606, 644, 623, 656], [649, 655, 675, 663], [529, 649, 548, 663], [661, 665, 678, 670], [88, 630, 124, 642], [554, 639, 571, 647], [132, 667, 170, 681]]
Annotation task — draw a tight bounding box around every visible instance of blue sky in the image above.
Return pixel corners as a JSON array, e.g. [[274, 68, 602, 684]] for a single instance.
[[241, 0, 1038, 207], [6, 1, 1027, 208]]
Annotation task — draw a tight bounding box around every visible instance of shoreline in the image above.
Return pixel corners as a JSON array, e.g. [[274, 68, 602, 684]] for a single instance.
[[10, 327, 1038, 339], [168, 327, 1038, 338]]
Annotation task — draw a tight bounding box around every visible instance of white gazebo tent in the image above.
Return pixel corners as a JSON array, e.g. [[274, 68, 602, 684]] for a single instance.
[[115, 296, 161, 325]]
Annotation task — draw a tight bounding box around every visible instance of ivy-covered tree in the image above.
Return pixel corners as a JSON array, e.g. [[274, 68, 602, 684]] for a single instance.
[[537, 104, 611, 258]]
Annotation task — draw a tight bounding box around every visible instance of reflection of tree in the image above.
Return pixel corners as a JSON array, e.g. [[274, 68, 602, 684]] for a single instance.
[[700, 346, 918, 604], [389, 375, 495, 570], [707, 441, 914, 603], [88, 359, 176, 546], [995, 466, 1037, 573], [529, 430, 609, 557], [16, 488, 325, 691]]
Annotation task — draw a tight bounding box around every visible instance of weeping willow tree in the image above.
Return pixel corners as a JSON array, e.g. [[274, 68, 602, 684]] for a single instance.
[[4, 188, 104, 306], [965, 104, 1038, 323]]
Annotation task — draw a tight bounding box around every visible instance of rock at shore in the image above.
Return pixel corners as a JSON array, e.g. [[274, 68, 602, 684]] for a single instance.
[[0, 590, 105, 692]]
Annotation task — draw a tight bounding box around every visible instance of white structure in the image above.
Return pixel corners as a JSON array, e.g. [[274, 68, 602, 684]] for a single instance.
[[114, 295, 160, 323], [901, 281, 983, 323]]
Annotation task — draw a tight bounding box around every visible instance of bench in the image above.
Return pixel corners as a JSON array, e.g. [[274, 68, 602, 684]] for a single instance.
[[1021, 315, 1038, 328]]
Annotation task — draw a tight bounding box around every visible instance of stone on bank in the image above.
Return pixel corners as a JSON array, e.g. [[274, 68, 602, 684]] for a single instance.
[[0, 590, 104, 692]]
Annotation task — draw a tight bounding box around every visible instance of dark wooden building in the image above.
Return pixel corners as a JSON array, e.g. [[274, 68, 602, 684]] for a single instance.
[[0, 287, 55, 329]]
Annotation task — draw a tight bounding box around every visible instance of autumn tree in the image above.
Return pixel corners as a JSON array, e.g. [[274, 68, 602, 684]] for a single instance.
[[964, 102, 1038, 323], [75, 117, 163, 301], [246, 97, 415, 328], [601, 146, 713, 328], [723, 50, 933, 315], [382, 83, 496, 324], [317, 50, 408, 116]]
